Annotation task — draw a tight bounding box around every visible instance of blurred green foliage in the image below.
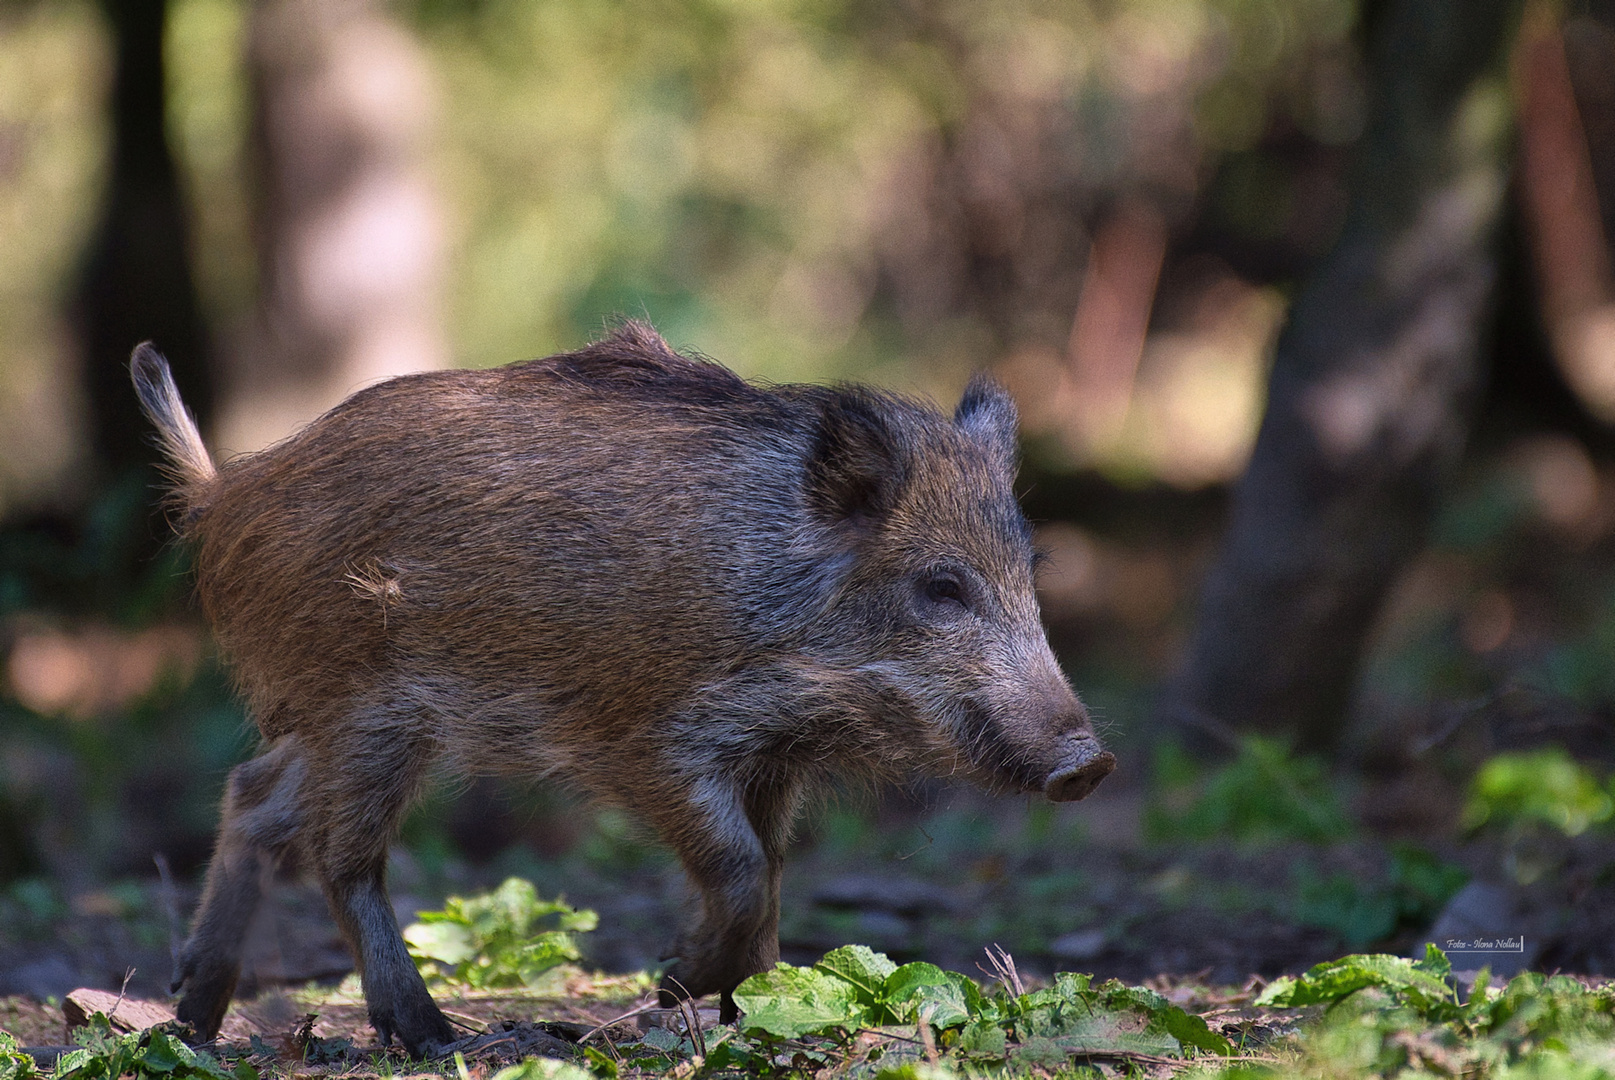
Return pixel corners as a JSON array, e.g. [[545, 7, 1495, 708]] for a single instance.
[[0, 0, 107, 512], [0, 656, 248, 877], [0, 473, 188, 624], [1458, 747, 1615, 886], [1292, 845, 1469, 948], [1146, 736, 1354, 845], [5, 0, 1356, 447], [385, 0, 1354, 385], [481, 1059, 593, 1080], [0, 478, 250, 883], [1463, 747, 1614, 839], [1531, 596, 1615, 709]]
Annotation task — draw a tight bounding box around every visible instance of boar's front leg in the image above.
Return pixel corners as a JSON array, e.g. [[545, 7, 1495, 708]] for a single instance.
[[655, 776, 798, 1023]]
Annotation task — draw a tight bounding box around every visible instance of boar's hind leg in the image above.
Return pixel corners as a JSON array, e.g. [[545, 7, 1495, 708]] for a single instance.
[[175, 738, 306, 1043], [304, 727, 455, 1057], [657, 778, 797, 1023]]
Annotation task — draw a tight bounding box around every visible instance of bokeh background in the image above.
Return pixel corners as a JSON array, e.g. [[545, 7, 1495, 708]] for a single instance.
[[4, 0, 1615, 1008]]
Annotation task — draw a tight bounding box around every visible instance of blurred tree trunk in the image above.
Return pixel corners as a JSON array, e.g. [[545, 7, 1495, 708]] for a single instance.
[[1565, 4, 1615, 242], [1160, 0, 1523, 754], [74, 0, 212, 482], [222, 0, 446, 455]]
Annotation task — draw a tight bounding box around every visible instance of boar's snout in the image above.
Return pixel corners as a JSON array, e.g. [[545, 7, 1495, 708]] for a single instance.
[[1044, 736, 1117, 802]]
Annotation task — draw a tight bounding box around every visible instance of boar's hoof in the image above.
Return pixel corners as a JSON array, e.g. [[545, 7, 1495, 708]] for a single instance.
[[370, 998, 457, 1058], [1044, 748, 1116, 802], [172, 959, 238, 1045]]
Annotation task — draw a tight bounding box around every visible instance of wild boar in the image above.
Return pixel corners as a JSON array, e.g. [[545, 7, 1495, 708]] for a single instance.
[[131, 323, 1114, 1055]]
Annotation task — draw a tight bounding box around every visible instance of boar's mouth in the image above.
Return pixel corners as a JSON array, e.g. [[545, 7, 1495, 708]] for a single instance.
[[1044, 741, 1117, 802]]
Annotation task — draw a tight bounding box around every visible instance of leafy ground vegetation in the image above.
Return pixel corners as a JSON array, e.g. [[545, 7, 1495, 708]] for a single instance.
[[3, 882, 1615, 1079]]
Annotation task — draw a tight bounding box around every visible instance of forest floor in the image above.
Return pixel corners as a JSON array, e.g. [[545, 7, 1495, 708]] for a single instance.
[[4, 744, 1615, 1058]]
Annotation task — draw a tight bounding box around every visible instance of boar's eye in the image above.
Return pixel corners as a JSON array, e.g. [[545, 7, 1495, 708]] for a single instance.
[[921, 571, 969, 610]]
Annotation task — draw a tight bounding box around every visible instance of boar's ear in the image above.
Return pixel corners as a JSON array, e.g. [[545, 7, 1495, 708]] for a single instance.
[[807, 390, 907, 528], [954, 373, 1019, 470]]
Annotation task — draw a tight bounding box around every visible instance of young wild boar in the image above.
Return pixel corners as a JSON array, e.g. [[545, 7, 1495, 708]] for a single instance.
[[131, 323, 1115, 1055]]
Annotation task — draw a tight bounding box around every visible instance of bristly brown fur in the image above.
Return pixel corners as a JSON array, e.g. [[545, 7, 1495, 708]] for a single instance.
[[132, 322, 1114, 1055]]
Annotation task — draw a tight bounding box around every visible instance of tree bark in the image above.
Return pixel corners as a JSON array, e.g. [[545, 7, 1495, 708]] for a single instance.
[[74, 0, 212, 482], [221, 0, 446, 455], [1160, 0, 1523, 753]]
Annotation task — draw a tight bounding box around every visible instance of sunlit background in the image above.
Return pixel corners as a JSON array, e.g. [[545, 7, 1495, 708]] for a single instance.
[[0, 0, 1380, 506]]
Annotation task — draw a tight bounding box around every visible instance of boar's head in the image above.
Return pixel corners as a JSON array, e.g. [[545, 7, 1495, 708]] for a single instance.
[[804, 375, 1116, 802]]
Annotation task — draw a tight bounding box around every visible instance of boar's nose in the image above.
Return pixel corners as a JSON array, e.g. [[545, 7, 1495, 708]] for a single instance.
[[1044, 736, 1117, 802]]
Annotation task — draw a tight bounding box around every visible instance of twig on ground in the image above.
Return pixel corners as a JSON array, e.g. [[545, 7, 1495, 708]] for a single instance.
[[110, 968, 135, 1022], [980, 945, 1025, 997], [577, 999, 664, 1045], [441, 1011, 490, 1035], [852, 1029, 923, 1045], [917, 1020, 939, 1065]]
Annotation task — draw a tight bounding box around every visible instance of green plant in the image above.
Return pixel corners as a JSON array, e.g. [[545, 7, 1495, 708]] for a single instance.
[[0, 1031, 37, 1080], [1252, 945, 1615, 1078], [54, 1015, 254, 1080], [403, 877, 598, 989], [485, 1056, 593, 1080], [1292, 845, 1469, 948], [1463, 747, 1614, 838], [1146, 737, 1354, 845], [1461, 747, 1615, 886], [732, 944, 1232, 1062]]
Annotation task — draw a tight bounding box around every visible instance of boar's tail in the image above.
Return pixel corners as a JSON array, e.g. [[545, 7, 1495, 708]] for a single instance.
[[130, 342, 217, 492]]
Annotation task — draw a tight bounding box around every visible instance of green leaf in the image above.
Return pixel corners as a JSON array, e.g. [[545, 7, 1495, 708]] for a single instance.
[[872, 1064, 959, 1080], [53, 1049, 98, 1080], [883, 962, 948, 1003], [638, 1028, 681, 1052], [1255, 952, 1456, 1012], [734, 962, 861, 1039], [488, 1058, 593, 1080], [887, 965, 969, 1030], [957, 1020, 1007, 1057], [52, 1024, 235, 1080], [1053, 972, 1093, 998], [1416, 941, 1453, 980], [137, 1031, 186, 1073], [1464, 748, 1614, 837], [403, 921, 478, 965], [1152, 1002, 1234, 1056], [580, 1045, 616, 1079], [0, 1032, 39, 1080], [560, 908, 599, 933], [815, 945, 897, 1003], [54, 1046, 96, 1078], [1097, 980, 1233, 1054], [943, 968, 994, 1020]]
